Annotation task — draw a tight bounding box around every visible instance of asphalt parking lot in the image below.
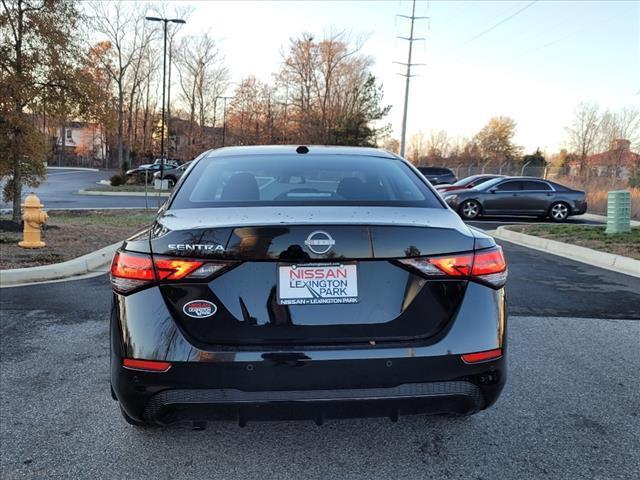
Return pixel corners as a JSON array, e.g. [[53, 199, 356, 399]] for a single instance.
[[0, 168, 152, 211], [1, 241, 639, 479]]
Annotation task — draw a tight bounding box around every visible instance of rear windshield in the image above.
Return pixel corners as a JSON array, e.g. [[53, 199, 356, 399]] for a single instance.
[[170, 154, 443, 209]]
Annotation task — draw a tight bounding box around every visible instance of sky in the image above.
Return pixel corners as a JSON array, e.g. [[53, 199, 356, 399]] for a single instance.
[[158, 0, 639, 153]]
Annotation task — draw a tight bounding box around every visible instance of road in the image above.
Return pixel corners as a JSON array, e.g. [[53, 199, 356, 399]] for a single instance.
[[1, 241, 639, 479], [0, 168, 156, 210]]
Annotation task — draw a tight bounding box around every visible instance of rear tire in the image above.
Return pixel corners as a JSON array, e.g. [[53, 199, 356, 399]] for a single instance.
[[120, 405, 149, 427], [549, 202, 570, 222], [459, 200, 482, 220]]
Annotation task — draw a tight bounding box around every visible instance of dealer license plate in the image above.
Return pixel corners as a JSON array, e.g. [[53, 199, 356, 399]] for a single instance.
[[277, 263, 359, 305]]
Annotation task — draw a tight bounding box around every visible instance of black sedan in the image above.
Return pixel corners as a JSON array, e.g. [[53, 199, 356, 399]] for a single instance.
[[125, 162, 177, 182], [110, 145, 507, 427], [153, 160, 193, 188], [441, 176, 587, 221], [416, 166, 457, 185]]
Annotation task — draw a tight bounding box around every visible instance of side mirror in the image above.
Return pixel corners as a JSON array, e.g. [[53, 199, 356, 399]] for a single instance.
[[489, 188, 497, 194]]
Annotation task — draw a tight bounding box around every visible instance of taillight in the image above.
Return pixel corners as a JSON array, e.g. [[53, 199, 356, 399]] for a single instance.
[[110, 251, 234, 294], [154, 258, 204, 280], [110, 252, 155, 294], [398, 246, 507, 288]]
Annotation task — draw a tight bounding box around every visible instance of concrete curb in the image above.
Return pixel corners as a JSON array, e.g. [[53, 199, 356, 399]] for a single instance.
[[493, 226, 640, 278], [77, 189, 170, 197], [581, 213, 640, 227], [0, 242, 121, 288]]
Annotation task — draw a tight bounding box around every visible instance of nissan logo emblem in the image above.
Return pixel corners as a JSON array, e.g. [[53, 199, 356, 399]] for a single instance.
[[304, 230, 335, 255]]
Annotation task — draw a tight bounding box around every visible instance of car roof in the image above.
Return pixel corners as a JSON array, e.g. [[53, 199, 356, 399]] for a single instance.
[[417, 166, 453, 171], [497, 176, 549, 181], [205, 145, 398, 159]]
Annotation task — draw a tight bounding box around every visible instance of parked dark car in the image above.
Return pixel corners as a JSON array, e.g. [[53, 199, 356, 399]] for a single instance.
[[110, 145, 507, 428], [436, 174, 505, 193], [153, 161, 193, 188], [441, 176, 587, 222], [152, 158, 181, 168], [416, 166, 457, 185], [125, 162, 177, 182]]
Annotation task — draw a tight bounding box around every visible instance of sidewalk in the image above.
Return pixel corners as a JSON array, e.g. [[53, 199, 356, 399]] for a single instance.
[[492, 226, 640, 278]]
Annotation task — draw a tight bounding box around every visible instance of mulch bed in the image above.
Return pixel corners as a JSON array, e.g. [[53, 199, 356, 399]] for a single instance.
[[0, 210, 155, 269]]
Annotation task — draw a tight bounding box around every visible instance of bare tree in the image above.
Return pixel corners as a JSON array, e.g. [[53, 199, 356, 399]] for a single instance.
[[565, 102, 602, 177], [599, 106, 640, 181], [427, 130, 451, 161], [407, 131, 427, 164], [176, 32, 228, 155], [278, 31, 381, 145], [88, 1, 154, 169]]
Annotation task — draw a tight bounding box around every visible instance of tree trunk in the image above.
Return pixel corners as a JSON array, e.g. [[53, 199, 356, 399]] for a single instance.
[[59, 121, 66, 166], [11, 160, 22, 223], [11, 0, 24, 222], [117, 85, 124, 171]]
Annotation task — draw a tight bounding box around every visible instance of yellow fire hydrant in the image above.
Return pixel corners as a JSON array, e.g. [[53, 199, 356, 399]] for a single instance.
[[19, 193, 48, 249]]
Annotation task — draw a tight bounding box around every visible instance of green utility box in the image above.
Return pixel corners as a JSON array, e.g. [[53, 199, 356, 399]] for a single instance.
[[605, 190, 631, 234]]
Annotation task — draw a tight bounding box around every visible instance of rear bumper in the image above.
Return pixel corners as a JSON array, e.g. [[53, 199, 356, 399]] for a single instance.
[[142, 381, 489, 425], [113, 354, 505, 424], [571, 201, 588, 215]]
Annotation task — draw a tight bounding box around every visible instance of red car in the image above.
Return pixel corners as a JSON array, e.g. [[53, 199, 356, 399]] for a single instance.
[[435, 174, 505, 193]]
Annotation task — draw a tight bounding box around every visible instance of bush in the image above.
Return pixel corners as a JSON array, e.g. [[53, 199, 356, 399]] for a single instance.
[[110, 174, 123, 187]]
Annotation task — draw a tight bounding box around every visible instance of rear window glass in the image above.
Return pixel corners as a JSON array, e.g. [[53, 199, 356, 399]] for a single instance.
[[522, 181, 552, 191], [494, 181, 523, 191], [170, 154, 443, 209]]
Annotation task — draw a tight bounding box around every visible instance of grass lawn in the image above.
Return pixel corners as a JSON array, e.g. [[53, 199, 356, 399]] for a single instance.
[[507, 224, 640, 260], [0, 210, 156, 269]]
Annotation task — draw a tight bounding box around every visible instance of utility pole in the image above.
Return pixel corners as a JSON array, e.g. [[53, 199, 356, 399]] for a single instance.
[[395, 0, 428, 158]]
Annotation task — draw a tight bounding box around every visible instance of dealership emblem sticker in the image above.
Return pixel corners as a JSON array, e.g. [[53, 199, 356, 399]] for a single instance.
[[304, 230, 335, 255], [183, 300, 217, 318]]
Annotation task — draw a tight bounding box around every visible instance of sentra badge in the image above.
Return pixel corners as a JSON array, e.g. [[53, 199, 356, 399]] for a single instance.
[[168, 243, 225, 253]]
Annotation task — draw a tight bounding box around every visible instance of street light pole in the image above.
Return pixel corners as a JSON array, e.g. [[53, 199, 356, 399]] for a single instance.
[[145, 16, 185, 204], [160, 20, 167, 176]]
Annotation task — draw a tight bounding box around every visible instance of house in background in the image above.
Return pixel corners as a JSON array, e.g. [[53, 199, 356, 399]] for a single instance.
[[53, 121, 107, 167], [569, 139, 640, 179]]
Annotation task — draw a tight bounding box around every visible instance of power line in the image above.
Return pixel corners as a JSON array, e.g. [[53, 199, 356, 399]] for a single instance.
[[456, 0, 538, 49], [510, 11, 622, 63], [395, 0, 429, 158]]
